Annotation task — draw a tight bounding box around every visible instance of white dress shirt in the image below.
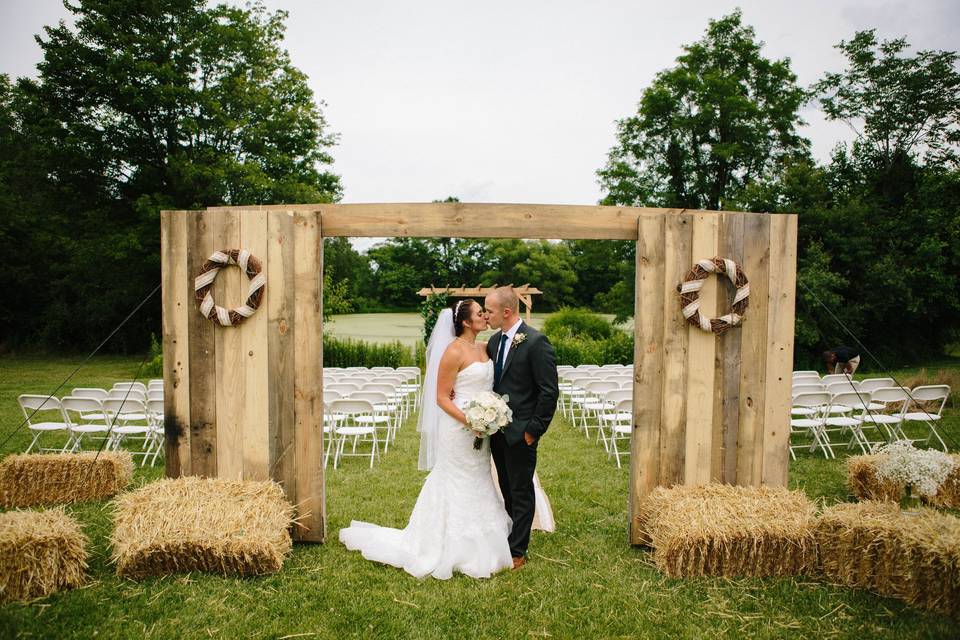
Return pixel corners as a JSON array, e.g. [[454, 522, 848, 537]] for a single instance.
[[497, 319, 523, 370]]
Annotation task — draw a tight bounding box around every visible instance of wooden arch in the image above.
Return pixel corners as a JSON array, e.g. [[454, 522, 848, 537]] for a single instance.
[[161, 203, 797, 544], [417, 285, 542, 323]]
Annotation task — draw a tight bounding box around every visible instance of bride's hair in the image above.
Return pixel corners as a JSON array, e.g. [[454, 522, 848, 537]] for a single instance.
[[452, 299, 476, 337]]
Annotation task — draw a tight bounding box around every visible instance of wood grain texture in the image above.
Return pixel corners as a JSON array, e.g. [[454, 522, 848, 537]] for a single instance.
[[160, 210, 191, 476], [293, 210, 325, 542], [629, 212, 666, 544], [684, 212, 720, 485], [267, 211, 297, 500], [736, 213, 772, 486], [761, 214, 798, 487], [717, 212, 745, 484], [659, 212, 693, 486], [187, 211, 217, 477], [241, 210, 270, 481], [213, 209, 243, 480]]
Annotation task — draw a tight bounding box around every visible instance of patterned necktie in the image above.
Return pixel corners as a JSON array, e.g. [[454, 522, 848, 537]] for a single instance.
[[494, 332, 509, 386]]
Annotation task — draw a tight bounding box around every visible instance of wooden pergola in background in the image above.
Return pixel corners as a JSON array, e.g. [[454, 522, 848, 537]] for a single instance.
[[161, 203, 797, 545], [417, 284, 543, 323]]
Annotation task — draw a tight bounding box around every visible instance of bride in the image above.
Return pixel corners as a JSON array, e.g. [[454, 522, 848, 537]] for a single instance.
[[338, 300, 514, 579]]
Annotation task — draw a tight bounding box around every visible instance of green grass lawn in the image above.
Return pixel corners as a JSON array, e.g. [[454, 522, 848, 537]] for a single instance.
[[1, 355, 958, 639]]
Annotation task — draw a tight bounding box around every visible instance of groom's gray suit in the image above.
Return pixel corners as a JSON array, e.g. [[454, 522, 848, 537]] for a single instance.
[[487, 321, 559, 558]]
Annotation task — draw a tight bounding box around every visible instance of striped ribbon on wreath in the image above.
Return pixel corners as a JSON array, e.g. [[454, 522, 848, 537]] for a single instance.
[[194, 249, 266, 327], [676, 257, 749, 335]]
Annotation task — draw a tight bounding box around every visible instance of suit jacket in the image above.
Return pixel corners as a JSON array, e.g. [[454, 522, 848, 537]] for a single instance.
[[487, 322, 559, 446]]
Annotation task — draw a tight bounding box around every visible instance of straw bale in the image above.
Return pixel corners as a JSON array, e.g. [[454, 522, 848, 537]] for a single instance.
[[0, 508, 88, 603], [636, 484, 818, 578], [111, 477, 294, 579], [0, 452, 133, 508], [846, 453, 960, 508], [817, 501, 960, 616]]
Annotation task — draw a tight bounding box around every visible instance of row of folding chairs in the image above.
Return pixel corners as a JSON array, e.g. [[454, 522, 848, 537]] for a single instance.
[[19, 393, 165, 465], [790, 384, 950, 459], [558, 365, 634, 467], [322, 368, 422, 469]]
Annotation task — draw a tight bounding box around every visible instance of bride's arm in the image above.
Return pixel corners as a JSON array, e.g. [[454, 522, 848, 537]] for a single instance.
[[436, 347, 468, 426]]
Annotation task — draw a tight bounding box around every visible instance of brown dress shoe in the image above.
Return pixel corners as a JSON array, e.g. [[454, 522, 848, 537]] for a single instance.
[[512, 557, 526, 569]]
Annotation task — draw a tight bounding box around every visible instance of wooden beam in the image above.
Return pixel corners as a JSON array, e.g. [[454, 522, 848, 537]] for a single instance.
[[160, 210, 191, 476]]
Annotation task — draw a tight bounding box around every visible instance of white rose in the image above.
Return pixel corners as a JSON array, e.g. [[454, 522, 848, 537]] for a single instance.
[[484, 408, 497, 422], [497, 415, 508, 427]]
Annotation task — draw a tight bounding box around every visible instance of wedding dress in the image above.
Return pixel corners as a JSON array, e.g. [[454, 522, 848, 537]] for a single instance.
[[339, 359, 513, 579]]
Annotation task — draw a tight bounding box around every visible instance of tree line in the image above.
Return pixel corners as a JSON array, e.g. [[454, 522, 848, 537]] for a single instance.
[[1, 4, 957, 366]]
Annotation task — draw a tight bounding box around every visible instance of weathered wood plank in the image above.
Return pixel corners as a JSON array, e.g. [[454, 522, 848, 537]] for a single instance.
[[761, 214, 798, 487], [267, 211, 297, 500], [293, 210, 325, 542], [241, 210, 270, 481], [188, 211, 218, 477], [736, 213, 772, 486], [160, 210, 191, 476], [629, 212, 666, 544], [717, 212, 745, 484], [212, 209, 244, 480], [659, 211, 693, 486], [684, 212, 720, 485]]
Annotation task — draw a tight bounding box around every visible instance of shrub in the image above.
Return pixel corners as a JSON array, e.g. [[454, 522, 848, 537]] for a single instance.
[[542, 308, 613, 341], [142, 334, 163, 378], [322, 335, 415, 369], [543, 308, 632, 366]]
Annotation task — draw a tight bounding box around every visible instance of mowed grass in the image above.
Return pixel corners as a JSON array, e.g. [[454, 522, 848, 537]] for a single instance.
[[1, 355, 959, 639], [326, 312, 625, 348]]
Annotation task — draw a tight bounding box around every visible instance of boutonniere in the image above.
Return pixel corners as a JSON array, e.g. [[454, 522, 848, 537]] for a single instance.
[[512, 333, 527, 347]]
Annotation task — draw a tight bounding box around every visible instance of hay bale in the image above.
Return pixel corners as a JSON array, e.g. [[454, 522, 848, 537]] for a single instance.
[[0, 508, 88, 603], [817, 501, 960, 615], [636, 484, 818, 578], [0, 452, 133, 507], [847, 453, 960, 508], [111, 477, 294, 579]]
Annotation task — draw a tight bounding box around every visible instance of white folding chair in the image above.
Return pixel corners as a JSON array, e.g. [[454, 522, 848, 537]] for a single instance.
[[824, 390, 876, 454], [822, 374, 853, 385], [112, 381, 147, 393], [789, 391, 833, 459], [144, 398, 166, 466], [71, 387, 108, 401], [107, 388, 146, 403], [597, 389, 633, 453], [793, 370, 819, 378], [329, 399, 380, 469], [861, 386, 910, 444], [60, 396, 111, 452], [102, 397, 152, 458], [579, 380, 620, 436], [859, 378, 895, 393], [19, 395, 71, 453], [604, 398, 633, 468], [901, 385, 950, 451], [351, 391, 396, 449]]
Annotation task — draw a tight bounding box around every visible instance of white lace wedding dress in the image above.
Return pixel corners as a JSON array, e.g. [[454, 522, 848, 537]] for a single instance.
[[338, 360, 513, 579]]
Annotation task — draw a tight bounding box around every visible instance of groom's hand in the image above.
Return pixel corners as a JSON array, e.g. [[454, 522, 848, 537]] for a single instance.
[[524, 432, 535, 446]]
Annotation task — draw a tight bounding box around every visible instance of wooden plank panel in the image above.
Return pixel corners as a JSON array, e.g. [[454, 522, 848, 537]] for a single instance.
[[293, 210, 325, 542], [736, 214, 772, 486], [188, 211, 218, 477], [160, 210, 191, 476], [317, 203, 652, 240], [241, 210, 270, 481], [629, 212, 666, 544], [658, 211, 693, 486], [212, 209, 244, 480], [761, 214, 798, 487], [267, 211, 297, 499], [684, 212, 720, 485], [716, 213, 744, 484]]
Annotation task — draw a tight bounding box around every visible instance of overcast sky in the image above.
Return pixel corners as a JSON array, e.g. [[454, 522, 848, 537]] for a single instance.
[[2, 1, 958, 212]]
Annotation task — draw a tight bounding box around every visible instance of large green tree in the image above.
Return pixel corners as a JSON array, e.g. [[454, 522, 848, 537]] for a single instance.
[[598, 10, 808, 210], [813, 30, 960, 168], [0, 0, 340, 350]]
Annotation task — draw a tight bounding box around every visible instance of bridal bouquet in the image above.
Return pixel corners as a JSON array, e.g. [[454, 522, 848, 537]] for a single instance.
[[463, 391, 512, 449]]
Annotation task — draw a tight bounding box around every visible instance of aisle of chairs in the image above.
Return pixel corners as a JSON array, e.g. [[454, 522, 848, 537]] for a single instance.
[[19, 379, 166, 465], [789, 370, 950, 459], [323, 366, 422, 469], [557, 364, 634, 468]]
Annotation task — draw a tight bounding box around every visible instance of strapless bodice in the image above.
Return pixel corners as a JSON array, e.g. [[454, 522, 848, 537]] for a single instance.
[[453, 360, 494, 403]]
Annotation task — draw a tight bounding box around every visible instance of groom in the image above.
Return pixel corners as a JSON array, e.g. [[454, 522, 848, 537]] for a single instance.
[[484, 287, 559, 568]]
